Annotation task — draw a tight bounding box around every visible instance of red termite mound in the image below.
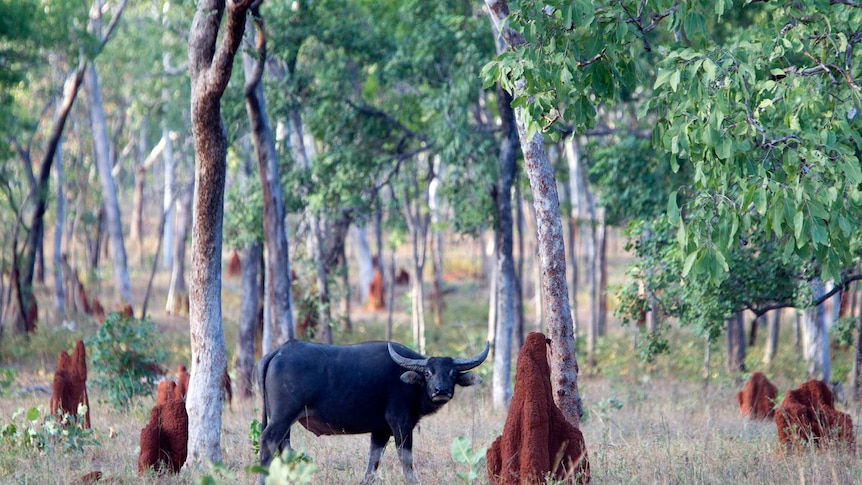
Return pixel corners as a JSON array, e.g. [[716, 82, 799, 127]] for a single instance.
[[49, 340, 91, 428], [175, 365, 189, 400], [138, 380, 188, 474], [775, 379, 855, 452], [367, 267, 385, 311], [487, 332, 591, 484], [737, 371, 778, 419], [227, 249, 241, 277]]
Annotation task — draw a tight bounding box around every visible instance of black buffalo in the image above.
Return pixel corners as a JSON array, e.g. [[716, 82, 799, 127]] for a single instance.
[[257, 339, 489, 484]]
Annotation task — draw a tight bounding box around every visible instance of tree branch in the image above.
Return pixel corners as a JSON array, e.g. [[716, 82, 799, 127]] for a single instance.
[[830, 0, 862, 7]]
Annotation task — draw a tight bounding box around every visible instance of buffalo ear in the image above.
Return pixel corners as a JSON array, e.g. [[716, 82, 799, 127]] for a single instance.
[[400, 371, 422, 384], [456, 371, 481, 387]]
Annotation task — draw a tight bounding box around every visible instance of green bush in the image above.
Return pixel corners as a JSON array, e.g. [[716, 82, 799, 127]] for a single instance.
[[85, 311, 167, 409], [0, 406, 99, 454]]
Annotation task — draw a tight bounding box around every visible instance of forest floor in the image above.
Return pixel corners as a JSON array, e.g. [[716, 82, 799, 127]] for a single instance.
[[0, 235, 861, 484]]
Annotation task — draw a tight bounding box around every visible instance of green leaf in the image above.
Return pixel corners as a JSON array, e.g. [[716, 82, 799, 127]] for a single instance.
[[793, 210, 804, 241], [654, 69, 674, 90], [670, 70, 681, 92], [753, 187, 767, 214], [667, 190, 680, 224], [26, 408, 40, 422], [682, 250, 698, 277]]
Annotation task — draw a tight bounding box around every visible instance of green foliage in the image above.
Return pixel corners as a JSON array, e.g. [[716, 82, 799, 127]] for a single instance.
[[224, 169, 265, 250], [249, 418, 262, 456], [450, 435, 486, 484], [263, 449, 317, 485], [832, 316, 856, 349], [0, 406, 99, 455], [85, 312, 167, 409], [0, 368, 14, 397], [581, 396, 623, 425]]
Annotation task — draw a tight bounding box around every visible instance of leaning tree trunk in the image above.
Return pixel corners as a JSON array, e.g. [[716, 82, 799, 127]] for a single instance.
[[84, 62, 133, 306], [243, 10, 294, 343], [486, 0, 584, 426], [187, 0, 252, 466], [14, 63, 86, 334], [491, 84, 518, 410]]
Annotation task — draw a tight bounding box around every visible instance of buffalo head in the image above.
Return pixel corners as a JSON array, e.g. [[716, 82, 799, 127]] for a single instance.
[[388, 342, 490, 404]]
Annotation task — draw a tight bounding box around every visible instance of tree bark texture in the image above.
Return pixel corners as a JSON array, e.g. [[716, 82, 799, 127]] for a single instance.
[[491, 84, 518, 409], [243, 11, 295, 343], [485, 0, 584, 426], [187, 0, 252, 466]]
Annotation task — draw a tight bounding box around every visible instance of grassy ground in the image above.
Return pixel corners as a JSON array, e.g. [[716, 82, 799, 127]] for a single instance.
[[0, 235, 860, 484]]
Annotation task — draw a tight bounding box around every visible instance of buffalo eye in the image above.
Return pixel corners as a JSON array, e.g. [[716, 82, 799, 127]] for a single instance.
[[424, 370, 432, 379]]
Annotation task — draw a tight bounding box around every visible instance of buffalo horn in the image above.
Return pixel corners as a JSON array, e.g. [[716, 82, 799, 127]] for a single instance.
[[388, 343, 428, 371], [453, 342, 490, 371]]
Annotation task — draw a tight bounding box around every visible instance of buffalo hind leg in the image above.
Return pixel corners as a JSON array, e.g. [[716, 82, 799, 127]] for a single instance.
[[359, 431, 390, 485], [259, 419, 293, 473]]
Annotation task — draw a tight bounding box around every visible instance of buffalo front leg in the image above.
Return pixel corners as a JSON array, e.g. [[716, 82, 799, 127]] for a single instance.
[[359, 431, 390, 485], [393, 432, 418, 484]]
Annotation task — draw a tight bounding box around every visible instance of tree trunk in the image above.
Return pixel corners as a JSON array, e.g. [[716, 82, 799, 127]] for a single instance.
[[130, 122, 146, 265], [243, 13, 295, 344], [802, 279, 831, 382], [763, 308, 781, 366], [852, 304, 862, 401], [161, 126, 176, 269], [352, 223, 374, 305], [725, 311, 746, 372], [187, 0, 252, 465], [165, 182, 192, 315], [596, 208, 607, 337], [514, 182, 525, 350], [486, 0, 584, 426], [487, 239, 497, 347], [402, 158, 430, 354], [235, 241, 262, 399], [429, 156, 445, 327], [53, 116, 66, 321], [491, 84, 518, 409], [288, 109, 331, 343], [84, 63, 133, 306], [341, 242, 352, 333]]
